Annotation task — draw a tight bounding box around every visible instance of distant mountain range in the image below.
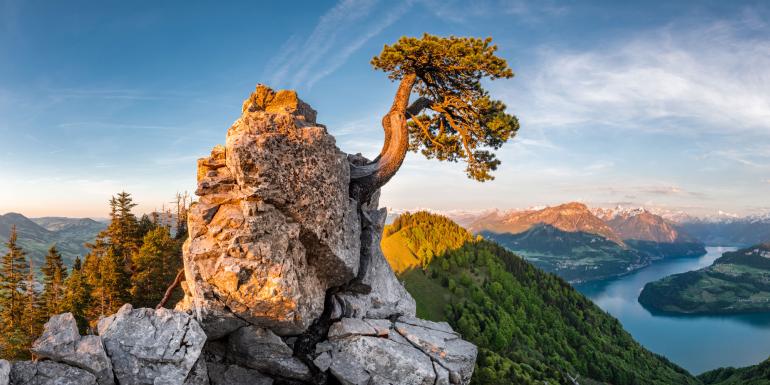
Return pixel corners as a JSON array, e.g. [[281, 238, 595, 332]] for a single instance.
[[440, 202, 707, 282], [0, 213, 106, 266]]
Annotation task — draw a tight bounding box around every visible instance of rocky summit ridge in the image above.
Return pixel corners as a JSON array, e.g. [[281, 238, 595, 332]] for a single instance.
[[0, 85, 476, 385]]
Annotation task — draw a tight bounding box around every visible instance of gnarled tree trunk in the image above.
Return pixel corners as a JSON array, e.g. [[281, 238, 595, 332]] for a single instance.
[[350, 73, 426, 203]]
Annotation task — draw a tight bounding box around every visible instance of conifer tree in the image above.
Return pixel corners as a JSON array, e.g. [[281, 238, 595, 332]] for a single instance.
[[0, 226, 32, 359], [62, 257, 92, 332], [22, 262, 44, 345], [130, 227, 181, 307], [100, 248, 131, 314], [0, 226, 29, 328], [41, 245, 68, 315]]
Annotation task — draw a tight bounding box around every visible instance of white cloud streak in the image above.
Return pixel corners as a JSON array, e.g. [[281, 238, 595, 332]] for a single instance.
[[504, 16, 770, 135], [266, 0, 410, 89]]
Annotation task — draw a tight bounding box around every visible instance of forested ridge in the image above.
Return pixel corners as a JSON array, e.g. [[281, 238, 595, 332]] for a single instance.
[[699, 357, 770, 385], [0, 192, 187, 359], [384, 211, 699, 385]]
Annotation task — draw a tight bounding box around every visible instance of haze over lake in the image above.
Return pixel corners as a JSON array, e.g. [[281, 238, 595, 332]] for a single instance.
[[576, 247, 770, 374]]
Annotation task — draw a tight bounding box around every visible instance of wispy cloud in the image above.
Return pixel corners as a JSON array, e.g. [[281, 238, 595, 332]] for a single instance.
[[504, 14, 770, 135], [266, 0, 409, 89], [421, 0, 568, 24]]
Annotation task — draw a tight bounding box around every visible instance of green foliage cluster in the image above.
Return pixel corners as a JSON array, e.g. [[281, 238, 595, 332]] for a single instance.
[[0, 192, 188, 359], [371, 34, 519, 181], [384, 211, 473, 269], [391, 213, 698, 385], [699, 357, 770, 385]]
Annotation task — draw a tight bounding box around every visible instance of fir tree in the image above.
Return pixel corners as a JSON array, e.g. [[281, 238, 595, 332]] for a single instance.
[[130, 227, 181, 307], [41, 245, 68, 315], [0, 226, 32, 359], [100, 248, 131, 314], [22, 262, 44, 346], [62, 257, 92, 332], [0, 225, 29, 328]]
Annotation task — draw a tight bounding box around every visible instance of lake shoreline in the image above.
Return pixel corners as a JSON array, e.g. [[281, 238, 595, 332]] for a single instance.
[[575, 246, 770, 375]]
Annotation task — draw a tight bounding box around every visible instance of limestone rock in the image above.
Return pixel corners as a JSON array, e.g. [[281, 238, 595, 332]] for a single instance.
[[207, 363, 273, 385], [31, 313, 114, 385], [183, 359, 209, 385], [183, 84, 361, 336], [335, 207, 416, 319], [226, 326, 311, 381], [394, 319, 477, 385], [98, 304, 206, 385], [330, 335, 436, 385], [10, 361, 96, 385], [326, 317, 476, 385], [0, 360, 9, 385]]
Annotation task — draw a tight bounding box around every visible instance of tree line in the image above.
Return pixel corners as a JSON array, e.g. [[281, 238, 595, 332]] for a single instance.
[[0, 192, 188, 359]]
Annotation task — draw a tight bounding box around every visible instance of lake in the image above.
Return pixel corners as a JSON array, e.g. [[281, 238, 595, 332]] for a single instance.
[[575, 246, 770, 375]]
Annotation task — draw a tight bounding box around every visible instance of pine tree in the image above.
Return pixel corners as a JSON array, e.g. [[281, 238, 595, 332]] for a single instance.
[[0, 225, 29, 328], [108, 191, 141, 258], [22, 262, 44, 345], [0, 226, 32, 359], [62, 257, 92, 332], [130, 227, 182, 307], [100, 248, 131, 314], [41, 245, 68, 316]]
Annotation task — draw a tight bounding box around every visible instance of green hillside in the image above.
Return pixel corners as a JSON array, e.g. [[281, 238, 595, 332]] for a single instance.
[[383, 211, 473, 273], [699, 357, 770, 385], [383, 212, 698, 385], [639, 243, 770, 314]]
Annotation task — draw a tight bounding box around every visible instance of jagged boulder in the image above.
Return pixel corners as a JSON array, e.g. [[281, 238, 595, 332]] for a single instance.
[[31, 313, 114, 385], [226, 326, 311, 381], [181, 85, 362, 336], [322, 317, 476, 385], [10, 361, 96, 385], [97, 304, 206, 385]]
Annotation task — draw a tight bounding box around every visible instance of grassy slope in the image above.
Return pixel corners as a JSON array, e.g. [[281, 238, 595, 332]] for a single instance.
[[383, 212, 699, 385]]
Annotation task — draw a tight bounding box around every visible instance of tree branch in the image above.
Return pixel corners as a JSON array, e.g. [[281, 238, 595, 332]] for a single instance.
[[406, 97, 432, 116], [408, 113, 445, 150], [156, 269, 185, 309]]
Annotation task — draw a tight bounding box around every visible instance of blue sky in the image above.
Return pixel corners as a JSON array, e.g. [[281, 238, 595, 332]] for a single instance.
[[1, 0, 769, 218]]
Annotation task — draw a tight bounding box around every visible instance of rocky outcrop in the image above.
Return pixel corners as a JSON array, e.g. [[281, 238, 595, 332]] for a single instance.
[[97, 304, 206, 385], [180, 85, 362, 337], [17, 85, 475, 385], [31, 313, 113, 385], [10, 361, 96, 385]]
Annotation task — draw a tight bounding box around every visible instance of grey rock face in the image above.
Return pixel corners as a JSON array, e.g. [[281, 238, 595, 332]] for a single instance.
[[0, 360, 9, 385], [335, 207, 416, 319], [183, 359, 209, 385], [98, 304, 206, 385], [10, 361, 96, 385], [330, 335, 435, 385], [31, 313, 114, 385], [394, 319, 477, 385], [207, 363, 273, 385], [326, 318, 477, 385], [226, 326, 311, 381]]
